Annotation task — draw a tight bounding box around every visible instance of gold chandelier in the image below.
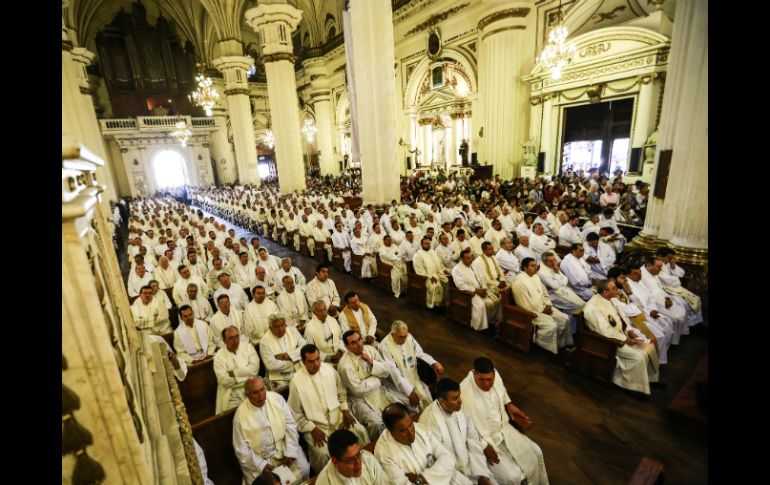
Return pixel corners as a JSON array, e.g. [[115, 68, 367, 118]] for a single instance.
[[171, 119, 192, 147], [189, 69, 220, 116], [537, 0, 576, 81]]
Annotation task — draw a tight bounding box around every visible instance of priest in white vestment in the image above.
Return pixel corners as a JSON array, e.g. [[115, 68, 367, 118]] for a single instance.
[[288, 345, 370, 472], [233, 377, 310, 484], [130, 286, 171, 335], [513, 235, 539, 265], [413, 238, 450, 308], [173, 305, 216, 364], [178, 283, 214, 322], [538, 252, 586, 317], [213, 326, 261, 413], [399, 231, 419, 263], [259, 313, 306, 388], [512, 258, 572, 354], [379, 235, 408, 298], [277, 276, 311, 331], [436, 233, 460, 273], [306, 264, 342, 316], [254, 266, 279, 301], [375, 403, 461, 485], [231, 252, 257, 290], [655, 249, 704, 327], [274, 257, 307, 292], [213, 273, 249, 312], [338, 330, 412, 440], [256, 248, 283, 288], [173, 265, 208, 305], [210, 295, 244, 348], [560, 245, 596, 301], [484, 219, 508, 252], [243, 285, 280, 346], [332, 222, 353, 273], [583, 233, 615, 280], [153, 256, 177, 289], [583, 281, 659, 395], [472, 242, 509, 313], [338, 291, 379, 346], [460, 358, 549, 485], [558, 215, 584, 247], [305, 300, 344, 363], [529, 224, 557, 260], [379, 321, 444, 412], [316, 429, 387, 485], [351, 227, 377, 279], [128, 263, 154, 297], [419, 378, 494, 485], [313, 220, 334, 260], [451, 249, 498, 332], [633, 262, 689, 344]]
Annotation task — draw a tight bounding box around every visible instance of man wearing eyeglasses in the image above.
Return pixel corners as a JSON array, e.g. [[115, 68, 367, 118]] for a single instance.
[[213, 326, 260, 413], [316, 429, 386, 485]]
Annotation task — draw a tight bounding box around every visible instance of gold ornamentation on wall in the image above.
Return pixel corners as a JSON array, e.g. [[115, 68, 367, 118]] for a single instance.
[[405, 3, 471, 36], [478, 8, 531, 31], [579, 42, 611, 58]]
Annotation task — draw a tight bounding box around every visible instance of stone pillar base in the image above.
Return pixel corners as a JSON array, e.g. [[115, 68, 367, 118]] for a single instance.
[[626, 232, 667, 254]]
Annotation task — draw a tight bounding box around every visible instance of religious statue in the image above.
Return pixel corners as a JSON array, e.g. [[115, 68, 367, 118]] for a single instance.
[[521, 138, 539, 166], [459, 139, 469, 166], [644, 130, 658, 165]]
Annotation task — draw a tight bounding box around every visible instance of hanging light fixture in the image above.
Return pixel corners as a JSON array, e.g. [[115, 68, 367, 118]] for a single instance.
[[171, 119, 192, 147], [537, 0, 576, 81], [188, 65, 220, 116], [301, 118, 317, 143], [264, 129, 275, 149]]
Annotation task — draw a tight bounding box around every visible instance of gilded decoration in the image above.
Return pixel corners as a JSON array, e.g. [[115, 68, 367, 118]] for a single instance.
[[579, 42, 611, 58], [405, 3, 470, 36], [593, 6, 626, 23], [478, 8, 531, 31]]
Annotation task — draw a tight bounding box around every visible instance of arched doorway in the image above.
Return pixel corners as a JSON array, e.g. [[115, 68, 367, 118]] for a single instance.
[[151, 149, 189, 189]]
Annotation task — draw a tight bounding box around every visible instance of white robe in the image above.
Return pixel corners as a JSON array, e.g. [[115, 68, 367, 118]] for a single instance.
[[276, 289, 311, 329], [536, 265, 585, 316], [380, 244, 408, 298], [451, 262, 497, 331], [582, 241, 616, 280], [130, 296, 171, 335], [242, 298, 280, 345], [259, 327, 305, 385], [559, 254, 595, 301], [213, 343, 260, 413], [375, 423, 462, 485], [413, 249, 449, 308], [351, 235, 376, 278], [511, 272, 572, 353], [306, 277, 341, 309], [305, 315, 344, 359], [209, 309, 244, 349], [173, 319, 216, 364], [315, 450, 386, 485], [513, 244, 538, 265], [127, 271, 154, 297], [214, 282, 249, 312], [558, 224, 583, 247], [274, 267, 307, 292], [332, 230, 352, 272], [379, 333, 436, 411], [460, 370, 548, 485], [634, 270, 689, 344]]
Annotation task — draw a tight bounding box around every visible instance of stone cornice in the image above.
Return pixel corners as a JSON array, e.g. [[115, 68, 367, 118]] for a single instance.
[[478, 7, 531, 31]]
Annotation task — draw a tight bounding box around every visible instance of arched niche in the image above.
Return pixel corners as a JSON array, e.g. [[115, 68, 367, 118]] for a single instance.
[[524, 26, 669, 180]]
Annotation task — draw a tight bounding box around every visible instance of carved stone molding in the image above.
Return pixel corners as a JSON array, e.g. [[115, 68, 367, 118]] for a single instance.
[[262, 52, 295, 64], [405, 3, 471, 36], [478, 8, 530, 31]]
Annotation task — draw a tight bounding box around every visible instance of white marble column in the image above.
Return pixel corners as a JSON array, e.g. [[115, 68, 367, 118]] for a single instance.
[[346, 0, 400, 204], [245, 3, 306, 194], [212, 54, 259, 186], [631, 0, 707, 264], [303, 58, 337, 176], [477, 1, 533, 179], [208, 107, 238, 185]]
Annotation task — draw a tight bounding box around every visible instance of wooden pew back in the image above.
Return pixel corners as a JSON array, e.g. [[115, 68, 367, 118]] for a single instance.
[[179, 359, 218, 425], [192, 408, 242, 485]]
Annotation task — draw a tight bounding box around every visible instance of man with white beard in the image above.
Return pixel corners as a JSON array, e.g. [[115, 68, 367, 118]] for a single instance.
[[512, 258, 572, 354], [451, 249, 499, 332], [460, 357, 549, 485], [495, 237, 521, 285], [560, 244, 596, 301], [419, 378, 494, 485], [375, 403, 459, 485], [538, 251, 586, 317], [412, 237, 449, 308], [232, 377, 310, 485], [242, 285, 280, 346], [583, 280, 659, 395]]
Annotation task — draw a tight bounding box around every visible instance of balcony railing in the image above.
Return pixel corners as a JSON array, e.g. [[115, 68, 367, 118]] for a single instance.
[[100, 116, 217, 133]]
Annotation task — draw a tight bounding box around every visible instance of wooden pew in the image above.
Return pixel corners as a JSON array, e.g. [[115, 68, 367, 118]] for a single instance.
[[179, 359, 218, 425], [276, 227, 285, 245], [285, 230, 297, 250], [314, 240, 327, 263], [191, 408, 242, 485], [375, 256, 393, 293], [407, 272, 429, 307], [555, 244, 571, 258], [628, 457, 664, 485], [351, 254, 364, 279], [162, 332, 175, 352], [169, 306, 179, 330], [499, 290, 536, 353], [163, 287, 176, 306], [331, 246, 345, 273], [446, 279, 473, 328], [569, 313, 620, 383], [299, 235, 310, 257]]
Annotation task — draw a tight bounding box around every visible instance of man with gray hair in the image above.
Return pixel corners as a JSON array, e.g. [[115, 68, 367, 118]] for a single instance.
[[378, 320, 444, 412], [513, 234, 538, 264], [259, 313, 307, 388], [305, 300, 344, 364], [274, 257, 307, 291], [233, 376, 310, 484]]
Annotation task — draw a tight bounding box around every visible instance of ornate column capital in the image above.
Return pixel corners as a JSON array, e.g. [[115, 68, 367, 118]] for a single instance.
[[245, 3, 302, 58], [478, 1, 531, 33], [212, 56, 253, 95]]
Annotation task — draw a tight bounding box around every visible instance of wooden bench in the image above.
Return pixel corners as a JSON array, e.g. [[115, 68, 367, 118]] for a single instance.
[[276, 227, 285, 245], [331, 246, 346, 273], [179, 359, 218, 425], [499, 290, 537, 353], [446, 279, 473, 328], [299, 235, 310, 257], [285, 230, 297, 250], [628, 457, 664, 485], [555, 245, 571, 258], [375, 256, 393, 293], [569, 314, 620, 384], [164, 287, 176, 306], [351, 254, 364, 279], [314, 240, 327, 263], [407, 272, 429, 307], [192, 408, 242, 485]]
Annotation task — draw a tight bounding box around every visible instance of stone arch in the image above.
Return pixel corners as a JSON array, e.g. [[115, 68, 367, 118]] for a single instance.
[[403, 48, 477, 109]]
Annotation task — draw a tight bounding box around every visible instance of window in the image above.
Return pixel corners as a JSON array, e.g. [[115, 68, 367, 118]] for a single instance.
[[562, 140, 603, 173], [152, 150, 187, 188], [609, 138, 630, 174]]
